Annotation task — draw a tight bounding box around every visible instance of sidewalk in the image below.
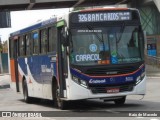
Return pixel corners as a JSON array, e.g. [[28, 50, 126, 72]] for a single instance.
[[0, 74, 10, 89]]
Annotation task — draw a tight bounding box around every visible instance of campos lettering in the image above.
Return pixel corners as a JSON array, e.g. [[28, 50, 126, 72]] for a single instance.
[[89, 79, 106, 84], [76, 54, 101, 62]]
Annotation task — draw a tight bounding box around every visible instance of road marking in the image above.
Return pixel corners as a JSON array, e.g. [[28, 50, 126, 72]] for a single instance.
[[150, 119, 159, 120]]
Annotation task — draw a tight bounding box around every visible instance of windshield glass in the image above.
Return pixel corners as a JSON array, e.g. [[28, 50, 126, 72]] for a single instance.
[[70, 26, 143, 66]]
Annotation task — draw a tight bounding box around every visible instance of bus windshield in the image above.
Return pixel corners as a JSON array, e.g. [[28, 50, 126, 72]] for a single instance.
[[70, 26, 143, 66]]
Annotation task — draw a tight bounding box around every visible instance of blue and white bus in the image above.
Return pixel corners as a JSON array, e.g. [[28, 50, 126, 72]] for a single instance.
[[9, 8, 146, 109]]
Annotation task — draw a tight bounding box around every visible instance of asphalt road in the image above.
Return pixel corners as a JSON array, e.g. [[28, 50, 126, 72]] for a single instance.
[[0, 75, 160, 120]]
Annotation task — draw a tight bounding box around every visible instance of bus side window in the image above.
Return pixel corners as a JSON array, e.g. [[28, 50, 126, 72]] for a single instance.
[[48, 27, 57, 52], [26, 34, 31, 56], [32, 31, 39, 55], [19, 36, 26, 56], [40, 29, 47, 54]]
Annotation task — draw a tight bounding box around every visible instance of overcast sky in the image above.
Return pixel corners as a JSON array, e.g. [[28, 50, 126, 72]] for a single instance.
[[0, 8, 71, 41]]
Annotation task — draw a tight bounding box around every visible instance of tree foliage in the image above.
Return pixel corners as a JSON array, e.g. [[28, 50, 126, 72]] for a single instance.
[[0, 39, 8, 53]]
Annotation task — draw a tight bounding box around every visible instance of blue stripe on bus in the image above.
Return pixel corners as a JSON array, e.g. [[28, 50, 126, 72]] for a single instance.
[[11, 23, 42, 36]]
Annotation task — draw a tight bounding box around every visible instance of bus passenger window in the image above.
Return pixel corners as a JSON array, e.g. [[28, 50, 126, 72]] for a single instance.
[[33, 32, 39, 54], [26, 34, 31, 56], [40, 29, 47, 54], [19, 36, 26, 56], [48, 27, 57, 52]]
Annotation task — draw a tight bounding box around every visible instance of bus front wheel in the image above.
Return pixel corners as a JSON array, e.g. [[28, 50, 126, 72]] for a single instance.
[[23, 80, 32, 103], [53, 84, 67, 109], [114, 96, 126, 105]]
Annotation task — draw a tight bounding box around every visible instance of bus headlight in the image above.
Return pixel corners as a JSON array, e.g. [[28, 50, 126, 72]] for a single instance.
[[136, 72, 145, 85], [80, 79, 87, 88], [72, 76, 88, 88], [72, 76, 79, 83]]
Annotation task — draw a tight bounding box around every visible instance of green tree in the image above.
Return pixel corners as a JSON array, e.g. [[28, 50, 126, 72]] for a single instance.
[[2, 40, 8, 53]]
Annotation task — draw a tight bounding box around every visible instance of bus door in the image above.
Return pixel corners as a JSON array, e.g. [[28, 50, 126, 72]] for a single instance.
[[13, 37, 20, 92], [57, 26, 68, 98]]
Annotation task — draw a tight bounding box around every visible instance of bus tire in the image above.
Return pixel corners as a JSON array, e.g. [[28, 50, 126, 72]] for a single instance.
[[23, 80, 33, 103], [52, 83, 67, 110], [114, 96, 126, 105]]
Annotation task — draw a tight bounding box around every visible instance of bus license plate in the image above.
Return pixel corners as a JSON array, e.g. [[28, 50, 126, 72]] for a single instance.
[[106, 88, 119, 93]]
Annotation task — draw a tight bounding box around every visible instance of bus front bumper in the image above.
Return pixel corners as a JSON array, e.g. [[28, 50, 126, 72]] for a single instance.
[[66, 76, 146, 100]]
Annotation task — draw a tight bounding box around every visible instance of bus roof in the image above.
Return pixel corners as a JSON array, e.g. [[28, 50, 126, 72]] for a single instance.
[[80, 7, 129, 12], [10, 17, 57, 37]]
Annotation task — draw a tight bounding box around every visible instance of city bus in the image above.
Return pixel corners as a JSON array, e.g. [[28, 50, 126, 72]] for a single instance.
[[9, 8, 146, 109]]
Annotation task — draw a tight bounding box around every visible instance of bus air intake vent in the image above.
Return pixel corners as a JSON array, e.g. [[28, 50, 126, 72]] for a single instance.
[[85, 66, 138, 76]]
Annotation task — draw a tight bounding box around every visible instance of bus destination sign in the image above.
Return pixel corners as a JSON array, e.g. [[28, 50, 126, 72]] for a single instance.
[[72, 11, 131, 23]]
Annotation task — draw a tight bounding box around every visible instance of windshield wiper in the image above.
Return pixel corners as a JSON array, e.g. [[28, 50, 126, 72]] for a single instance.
[[86, 25, 105, 51], [116, 22, 125, 44]]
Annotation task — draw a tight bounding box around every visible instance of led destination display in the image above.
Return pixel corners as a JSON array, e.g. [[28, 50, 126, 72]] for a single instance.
[[71, 11, 132, 23]]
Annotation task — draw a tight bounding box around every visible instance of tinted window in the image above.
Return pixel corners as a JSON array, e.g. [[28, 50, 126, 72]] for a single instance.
[[9, 38, 14, 58], [40, 29, 47, 54], [33, 31, 39, 54], [26, 34, 31, 56], [19, 36, 25, 56], [48, 27, 57, 52]]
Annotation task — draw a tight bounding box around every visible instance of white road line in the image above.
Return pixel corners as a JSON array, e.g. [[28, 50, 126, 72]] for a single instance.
[[150, 118, 159, 120]]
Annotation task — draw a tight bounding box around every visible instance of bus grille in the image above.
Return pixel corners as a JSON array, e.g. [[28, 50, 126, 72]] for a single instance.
[[85, 66, 138, 76], [90, 84, 134, 94]]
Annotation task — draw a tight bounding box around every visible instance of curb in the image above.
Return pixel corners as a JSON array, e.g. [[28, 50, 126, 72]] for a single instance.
[[0, 84, 10, 89], [0, 73, 10, 76]]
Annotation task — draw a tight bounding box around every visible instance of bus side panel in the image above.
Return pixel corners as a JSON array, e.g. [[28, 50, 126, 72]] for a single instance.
[[25, 55, 53, 99], [17, 62, 25, 93]]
